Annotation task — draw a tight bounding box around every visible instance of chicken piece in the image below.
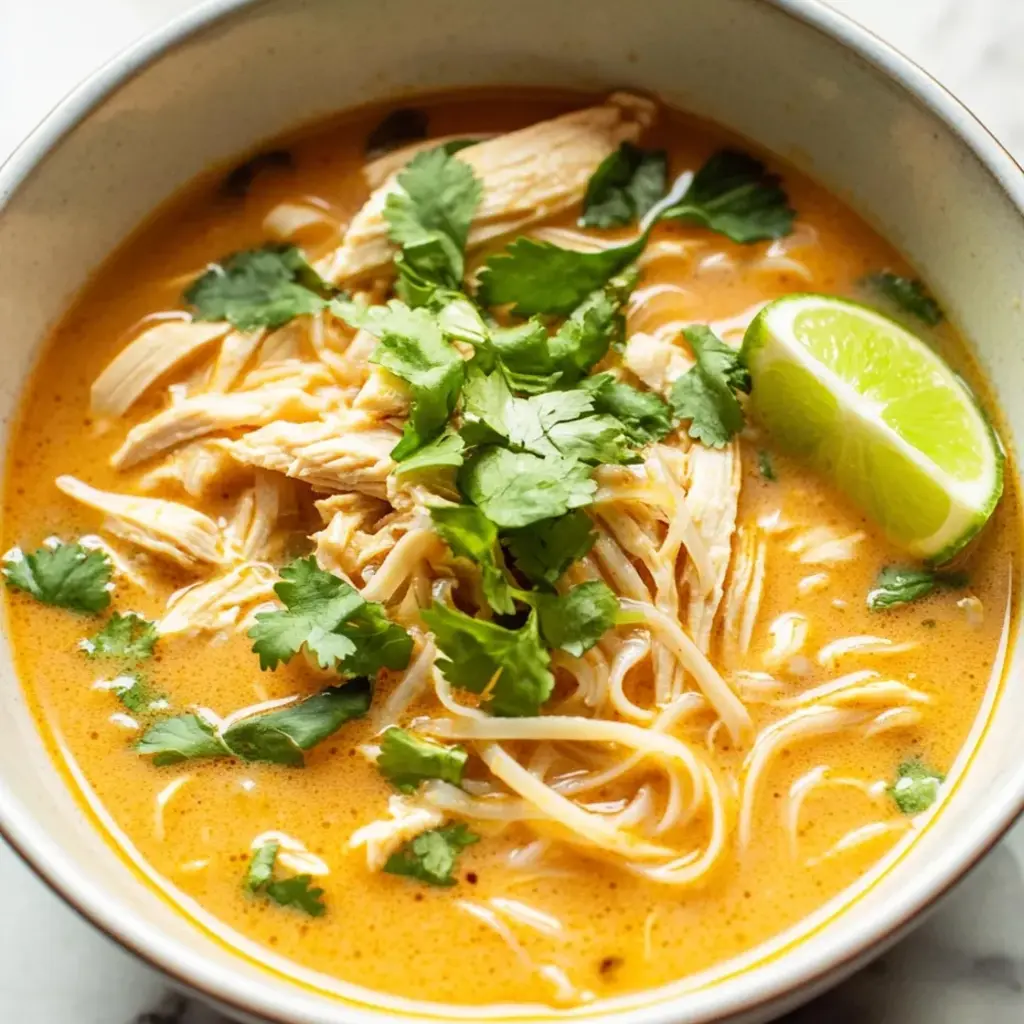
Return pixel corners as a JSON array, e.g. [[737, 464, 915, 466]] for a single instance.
[[91, 320, 229, 416], [223, 470, 293, 562], [362, 133, 496, 189], [227, 411, 400, 497], [138, 440, 241, 498], [158, 562, 279, 636], [348, 794, 445, 872], [208, 329, 265, 391], [623, 331, 694, 395], [56, 475, 224, 569], [682, 442, 742, 652], [320, 92, 657, 283], [313, 493, 389, 582], [111, 389, 326, 469], [353, 365, 410, 417]]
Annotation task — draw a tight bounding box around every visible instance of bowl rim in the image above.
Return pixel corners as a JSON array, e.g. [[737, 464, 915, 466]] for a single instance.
[[2, 1, 1024, 1022]]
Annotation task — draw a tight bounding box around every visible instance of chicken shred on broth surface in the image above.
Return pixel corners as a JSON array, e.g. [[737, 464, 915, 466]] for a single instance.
[[2, 90, 1018, 1010]]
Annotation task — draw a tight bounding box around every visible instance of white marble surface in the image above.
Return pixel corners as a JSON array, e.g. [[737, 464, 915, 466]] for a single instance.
[[3, 1, 1024, 1021]]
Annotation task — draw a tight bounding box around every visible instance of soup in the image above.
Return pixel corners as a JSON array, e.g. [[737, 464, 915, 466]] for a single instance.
[[2, 90, 1016, 1011]]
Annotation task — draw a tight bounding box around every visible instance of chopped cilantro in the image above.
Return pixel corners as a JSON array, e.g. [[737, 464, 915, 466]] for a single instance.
[[889, 760, 944, 815], [758, 450, 777, 481], [334, 299, 464, 459], [430, 505, 515, 614], [137, 680, 372, 767], [185, 245, 333, 330], [477, 232, 647, 316], [531, 580, 619, 657], [581, 374, 673, 444], [580, 143, 668, 229], [377, 726, 468, 793], [265, 875, 326, 917], [384, 146, 482, 301], [867, 565, 968, 611], [82, 612, 157, 660], [391, 429, 465, 482], [244, 838, 326, 915], [109, 673, 167, 715], [547, 269, 637, 384], [4, 541, 112, 613], [383, 822, 479, 886], [248, 556, 411, 676], [669, 326, 751, 447], [865, 271, 943, 326], [423, 603, 554, 717], [459, 447, 596, 530], [660, 150, 795, 243], [244, 841, 279, 892], [503, 511, 597, 587]]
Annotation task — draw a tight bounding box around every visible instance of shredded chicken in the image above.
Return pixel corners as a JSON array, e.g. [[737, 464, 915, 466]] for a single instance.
[[56, 475, 224, 569], [111, 389, 327, 469], [313, 493, 390, 582], [208, 329, 266, 391], [348, 794, 445, 871], [91, 319, 229, 416], [159, 562, 278, 636], [138, 440, 240, 498], [227, 411, 399, 497], [353, 366, 410, 417], [362, 133, 496, 189], [320, 92, 657, 283], [623, 331, 694, 394]]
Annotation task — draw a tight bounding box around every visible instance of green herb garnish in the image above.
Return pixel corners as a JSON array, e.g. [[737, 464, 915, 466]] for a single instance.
[[185, 246, 334, 330], [531, 580, 619, 657], [889, 759, 944, 814], [503, 511, 597, 587], [867, 566, 968, 611], [580, 143, 668, 229], [82, 611, 157, 660], [377, 727, 468, 793], [244, 840, 326, 916], [430, 505, 515, 614], [383, 823, 479, 887], [865, 272, 943, 326], [3, 541, 112, 613]]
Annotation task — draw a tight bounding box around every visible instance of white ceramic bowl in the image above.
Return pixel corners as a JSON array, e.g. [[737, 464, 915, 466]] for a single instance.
[[1, 1, 1023, 1022]]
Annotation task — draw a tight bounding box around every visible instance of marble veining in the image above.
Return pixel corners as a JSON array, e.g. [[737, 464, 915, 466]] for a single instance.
[[3, 1, 1024, 1021]]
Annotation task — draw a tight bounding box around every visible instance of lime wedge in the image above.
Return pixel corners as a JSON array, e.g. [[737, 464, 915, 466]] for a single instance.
[[742, 295, 1002, 562]]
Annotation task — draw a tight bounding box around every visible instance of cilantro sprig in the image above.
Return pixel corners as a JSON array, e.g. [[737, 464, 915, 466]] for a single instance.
[[377, 727, 468, 793], [864, 271, 943, 326], [185, 245, 335, 330], [889, 759, 944, 815], [867, 565, 968, 611], [248, 557, 412, 676], [244, 840, 326, 916], [384, 822, 479, 887], [580, 143, 667, 229], [136, 679, 372, 767], [82, 611, 157, 660], [4, 541, 112, 613]]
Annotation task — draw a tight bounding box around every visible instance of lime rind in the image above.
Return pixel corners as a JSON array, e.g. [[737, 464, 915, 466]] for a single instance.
[[742, 294, 1003, 563]]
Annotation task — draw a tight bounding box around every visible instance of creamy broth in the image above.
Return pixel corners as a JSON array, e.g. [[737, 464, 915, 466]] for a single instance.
[[2, 91, 1017, 1010]]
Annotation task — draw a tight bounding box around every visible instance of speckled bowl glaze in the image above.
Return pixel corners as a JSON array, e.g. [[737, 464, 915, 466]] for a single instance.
[[1, 1, 1022, 1021]]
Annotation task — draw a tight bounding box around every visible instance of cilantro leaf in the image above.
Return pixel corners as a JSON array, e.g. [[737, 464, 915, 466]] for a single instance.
[[244, 841, 279, 892], [865, 272, 943, 326], [383, 823, 479, 886], [135, 714, 230, 767], [423, 603, 554, 717], [384, 146, 482, 297], [580, 373, 673, 444], [758, 450, 777, 481], [109, 673, 168, 715], [391, 429, 465, 482], [459, 447, 596, 530], [430, 505, 515, 614], [503, 511, 597, 587], [547, 269, 637, 384], [334, 299, 464, 459], [889, 759, 944, 814], [867, 566, 968, 611], [4, 541, 112, 613], [249, 556, 411, 676], [137, 680, 372, 767], [477, 232, 647, 316], [668, 326, 751, 447], [580, 143, 668, 229], [532, 580, 619, 657], [224, 680, 372, 766], [185, 246, 333, 330], [265, 875, 327, 917], [377, 726, 468, 793], [82, 612, 157, 660], [660, 150, 795, 243]]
